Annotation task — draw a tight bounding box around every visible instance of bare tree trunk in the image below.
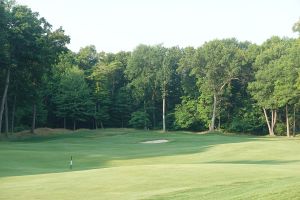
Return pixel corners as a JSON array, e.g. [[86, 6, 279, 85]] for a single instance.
[[293, 105, 296, 137], [273, 110, 277, 135], [73, 120, 76, 130], [209, 94, 217, 131], [5, 97, 8, 136], [271, 110, 274, 134], [4, 96, 8, 137], [286, 105, 290, 137], [100, 121, 104, 129], [11, 94, 16, 133], [263, 108, 273, 136], [270, 109, 277, 136], [31, 103, 36, 134], [0, 69, 10, 135], [144, 100, 147, 130], [162, 95, 166, 132]]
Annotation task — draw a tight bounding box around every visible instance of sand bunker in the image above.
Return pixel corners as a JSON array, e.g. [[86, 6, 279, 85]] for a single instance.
[[141, 139, 169, 144]]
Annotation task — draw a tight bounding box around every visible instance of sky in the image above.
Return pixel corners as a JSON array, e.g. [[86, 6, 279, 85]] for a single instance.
[[17, 0, 300, 53]]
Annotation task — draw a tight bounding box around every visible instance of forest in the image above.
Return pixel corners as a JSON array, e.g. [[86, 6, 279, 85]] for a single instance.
[[1, 1, 300, 136]]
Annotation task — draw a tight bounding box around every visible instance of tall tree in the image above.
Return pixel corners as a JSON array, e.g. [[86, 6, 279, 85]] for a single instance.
[[90, 60, 122, 128], [47, 51, 75, 128], [54, 66, 93, 130], [248, 37, 293, 136], [4, 5, 68, 133], [192, 39, 245, 131], [273, 50, 298, 136], [0, 0, 11, 135], [125, 44, 165, 129], [159, 47, 182, 131]]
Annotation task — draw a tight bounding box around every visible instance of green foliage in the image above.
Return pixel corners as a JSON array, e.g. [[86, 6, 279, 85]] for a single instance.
[[191, 39, 246, 130], [177, 47, 198, 96], [1, 0, 300, 134], [93, 89, 111, 127], [76, 45, 98, 71], [192, 39, 245, 94], [89, 52, 130, 128], [0, 1, 70, 134], [129, 111, 151, 129], [53, 66, 93, 123], [126, 44, 164, 100], [248, 37, 294, 109], [274, 122, 286, 136], [174, 96, 206, 130], [111, 87, 132, 127], [0, 1, 9, 68], [228, 105, 265, 133]]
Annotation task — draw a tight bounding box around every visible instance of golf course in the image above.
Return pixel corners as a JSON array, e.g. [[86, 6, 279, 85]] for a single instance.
[[1, 128, 300, 199]]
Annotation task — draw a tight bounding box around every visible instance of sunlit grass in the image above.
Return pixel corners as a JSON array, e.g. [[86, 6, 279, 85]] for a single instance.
[[1, 129, 300, 199]]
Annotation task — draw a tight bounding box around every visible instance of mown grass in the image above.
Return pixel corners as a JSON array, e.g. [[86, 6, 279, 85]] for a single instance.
[[1, 128, 300, 199]]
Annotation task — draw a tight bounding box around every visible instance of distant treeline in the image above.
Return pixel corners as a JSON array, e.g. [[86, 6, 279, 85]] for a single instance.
[[1, 1, 300, 136]]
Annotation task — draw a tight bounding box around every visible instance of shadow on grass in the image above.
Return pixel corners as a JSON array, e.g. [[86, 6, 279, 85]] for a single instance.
[[0, 129, 264, 177]]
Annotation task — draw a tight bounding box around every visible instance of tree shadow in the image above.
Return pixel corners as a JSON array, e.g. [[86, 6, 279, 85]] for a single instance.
[[0, 130, 280, 177]]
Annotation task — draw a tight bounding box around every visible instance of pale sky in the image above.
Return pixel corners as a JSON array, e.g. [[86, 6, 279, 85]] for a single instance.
[[17, 0, 300, 53]]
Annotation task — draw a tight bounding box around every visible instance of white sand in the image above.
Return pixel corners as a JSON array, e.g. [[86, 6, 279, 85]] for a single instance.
[[141, 139, 169, 144]]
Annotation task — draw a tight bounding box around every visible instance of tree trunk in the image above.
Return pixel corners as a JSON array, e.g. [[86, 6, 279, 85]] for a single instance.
[[272, 109, 277, 135], [152, 93, 156, 129], [0, 68, 10, 135], [293, 105, 296, 137], [31, 103, 36, 134], [162, 95, 166, 132], [11, 94, 16, 133], [95, 118, 98, 129], [286, 105, 290, 137], [209, 94, 217, 131], [94, 104, 97, 129], [271, 110, 274, 134], [63, 117, 66, 129], [263, 108, 274, 136], [5, 97, 8, 136], [73, 120, 76, 130], [144, 100, 147, 130], [100, 121, 104, 129]]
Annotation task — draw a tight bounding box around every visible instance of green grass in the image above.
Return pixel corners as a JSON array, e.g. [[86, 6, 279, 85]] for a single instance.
[[1, 129, 300, 199]]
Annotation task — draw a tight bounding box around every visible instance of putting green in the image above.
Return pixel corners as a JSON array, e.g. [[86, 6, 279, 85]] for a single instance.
[[1, 129, 300, 199]]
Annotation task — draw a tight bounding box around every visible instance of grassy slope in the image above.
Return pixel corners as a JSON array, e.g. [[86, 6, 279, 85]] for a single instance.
[[1, 129, 300, 199]]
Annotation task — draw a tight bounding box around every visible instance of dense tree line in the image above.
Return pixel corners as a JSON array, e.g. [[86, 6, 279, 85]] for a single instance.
[[0, 0, 70, 135], [1, 1, 300, 136]]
